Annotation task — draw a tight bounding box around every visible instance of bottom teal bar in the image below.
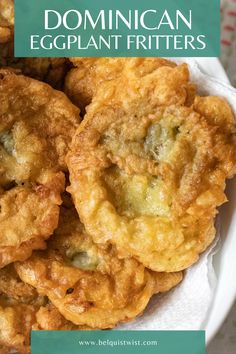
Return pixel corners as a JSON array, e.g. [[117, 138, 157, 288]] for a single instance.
[[31, 330, 205, 354]]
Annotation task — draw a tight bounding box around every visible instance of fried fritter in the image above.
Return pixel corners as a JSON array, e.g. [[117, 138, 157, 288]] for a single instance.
[[0, 265, 44, 354], [67, 62, 236, 272], [0, 40, 70, 89], [15, 204, 182, 329], [64, 58, 177, 112], [0, 345, 10, 354], [32, 304, 81, 331], [0, 304, 71, 354], [0, 69, 81, 267], [0, 1, 69, 89], [0, 0, 14, 44], [0, 266, 80, 354]]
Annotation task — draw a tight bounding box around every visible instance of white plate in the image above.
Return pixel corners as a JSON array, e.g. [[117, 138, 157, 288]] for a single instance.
[[194, 58, 236, 344]]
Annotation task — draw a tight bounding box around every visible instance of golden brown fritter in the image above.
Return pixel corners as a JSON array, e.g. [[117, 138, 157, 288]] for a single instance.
[[0, 265, 39, 304], [15, 204, 182, 329], [64, 58, 177, 112], [32, 304, 81, 331], [0, 41, 70, 89], [0, 69, 81, 267], [0, 0, 14, 44], [0, 345, 10, 354], [16, 57, 69, 90], [0, 303, 78, 354], [0, 1, 69, 89], [0, 265, 44, 354], [67, 62, 236, 272], [0, 266, 80, 354]]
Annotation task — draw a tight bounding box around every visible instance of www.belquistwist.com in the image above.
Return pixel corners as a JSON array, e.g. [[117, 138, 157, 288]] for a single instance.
[[77, 339, 159, 348]]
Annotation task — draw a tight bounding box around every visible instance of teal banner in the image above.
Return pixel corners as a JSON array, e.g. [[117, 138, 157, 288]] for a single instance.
[[14, 0, 220, 57], [31, 330, 205, 354]]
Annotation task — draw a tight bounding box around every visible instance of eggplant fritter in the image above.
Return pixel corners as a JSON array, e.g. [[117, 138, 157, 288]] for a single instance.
[[0, 1, 69, 89], [0, 265, 44, 354], [0, 41, 70, 90], [15, 204, 182, 329], [0, 69, 81, 267], [0, 0, 13, 44], [64, 58, 177, 112], [0, 265, 80, 354], [67, 62, 236, 272]]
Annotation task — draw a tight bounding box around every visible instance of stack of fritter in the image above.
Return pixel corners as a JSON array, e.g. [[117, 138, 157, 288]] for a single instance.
[[1, 3, 236, 354], [0, 1, 69, 90]]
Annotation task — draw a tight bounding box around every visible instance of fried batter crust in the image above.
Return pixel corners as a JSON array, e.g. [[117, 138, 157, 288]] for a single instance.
[[0, 266, 80, 354], [15, 205, 182, 329], [0, 41, 70, 89], [67, 62, 236, 272], [0, 69, 81, 267], [0, 0, 14, 44], [0, 265, 43, 354], [64, 58, 177, 112], [0, 69, 80, 169], [0, 1, 69, 89], [0, 303, 82, 354], [0, 345, 10, 354]]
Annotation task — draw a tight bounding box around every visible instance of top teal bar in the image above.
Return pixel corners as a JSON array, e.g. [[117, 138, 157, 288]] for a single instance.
[[14, 0, 220, 57]]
